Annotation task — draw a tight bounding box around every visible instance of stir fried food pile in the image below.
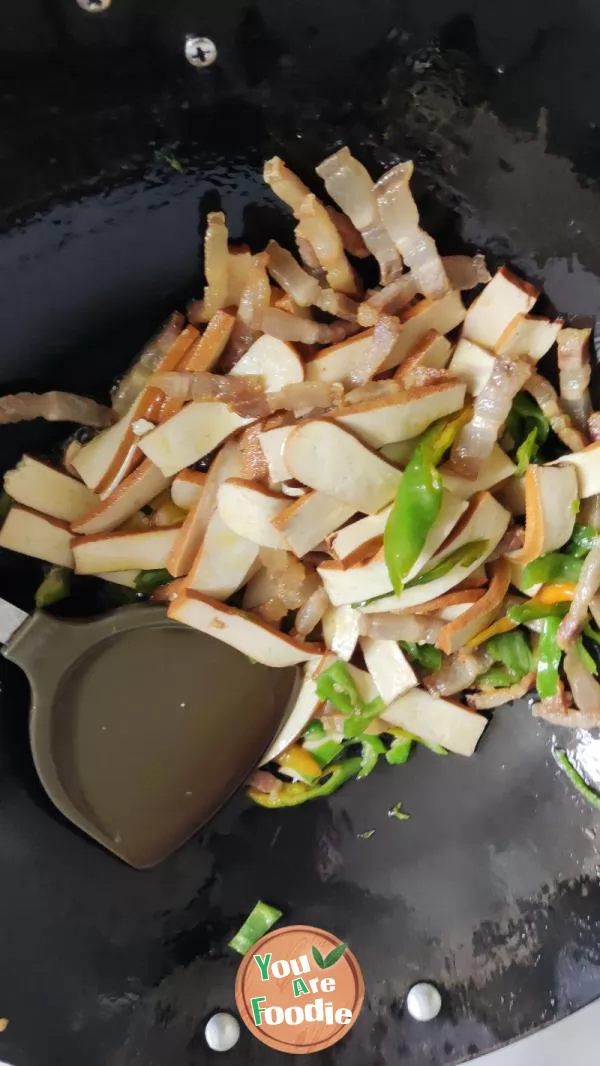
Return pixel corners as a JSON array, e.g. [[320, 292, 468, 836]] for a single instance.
[[1, 148, 600, 809]]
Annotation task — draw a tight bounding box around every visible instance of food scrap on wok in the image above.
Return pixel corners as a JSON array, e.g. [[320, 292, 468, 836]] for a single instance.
[[2, 147, 600, 810]]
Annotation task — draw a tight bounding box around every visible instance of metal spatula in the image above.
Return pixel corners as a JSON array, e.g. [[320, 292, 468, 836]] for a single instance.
[[0, 599, 295, 868]]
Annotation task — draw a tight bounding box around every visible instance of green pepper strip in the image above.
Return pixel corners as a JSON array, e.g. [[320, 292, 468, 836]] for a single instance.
[[385, 726, 446, 756], [508, 601, 569, 625], [304, 736, 345, 769], [565, 525, 599, 558], [553, 749, 600, 811], [35, 566, 71, 609], [248, 757, 362, 808], [484, 629, 534, 680], [406, 539, 489, 588], [521, 552, 583, 588], [399, 642, 443, 671], [383, 412, 471, 597], [315, 661, 362, 716], [384, 438, 442, 595], [478, 664, 520, 689], [576, 639, 597, 675], [506, 392, 550, 451], [135, 568, 174, 595], [536, 616, 563, 699], [228, 900, 283, 954], [514, 428, 538, 477], [357, 736, 385, 779], [386, 734, 414, 765], [584, 623, 600, 646], [303, 719, 325, 739], [343, 698, 385, 739]]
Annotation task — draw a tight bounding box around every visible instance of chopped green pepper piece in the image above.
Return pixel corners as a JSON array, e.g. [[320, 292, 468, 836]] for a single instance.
[[303, 719, 325, 739], [155, 149, 184, 172], [399, 642, 443, 670], [385, 725, 446, 756], [536, 616, 563, 699], [508, 600, 569, 625], [248, 757, 362, 808], [514, 428, 538, 477], [406, 539, 489, 588], [385, 734, 414, 765], [388, 802, 410, 821], [315, 661, 362, 716], [553, 748, 600, 811], [506, 392, 550, 457], [228, 900, 283, 955], [357, 735, 385, 779], [484, 629, 534, 680], [135, 568, 173, 595], [565, 525, 599, 558], [357, 829, 376, 840], [521, 552, 583, 588], [35, 566, 71, 609], [384, 438, 442, 595], [576, 639, 597, 675], [343, 697, 385, 739], [583, 622, 600, 646], [478, 664, 520, 688], [303, 736, 345, 768]]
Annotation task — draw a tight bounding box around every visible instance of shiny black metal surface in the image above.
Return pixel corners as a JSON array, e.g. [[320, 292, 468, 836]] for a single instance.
[[1, 2, 600, 1063]]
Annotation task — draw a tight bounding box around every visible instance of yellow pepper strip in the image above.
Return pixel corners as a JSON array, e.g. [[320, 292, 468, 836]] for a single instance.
[[277, 744, 321, 782], [466, 615, 517, 649], [429, 404, 474, 464], [532, 583, 577, 605]]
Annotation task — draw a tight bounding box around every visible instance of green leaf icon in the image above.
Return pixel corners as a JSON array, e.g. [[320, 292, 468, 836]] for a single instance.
[[311, 945, 326, 969], [322, 943, 348, 968]]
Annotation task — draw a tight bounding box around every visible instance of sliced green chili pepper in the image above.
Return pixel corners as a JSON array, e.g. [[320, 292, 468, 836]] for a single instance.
[[565, 525, 599, 558], [553, 748, 600, 811], [247, 757, 362, 808], [388, 802, 410, 821], [536, 616, 563, 699], [135, 568, 174, 595], [478, 664, 520, 688], [576, 639, 597, 675], [583, 622, 600, 646], [384, 439, 442, 595], [228, 900, 283, 954], [343, 697, 385, 740], [357, 735, 386, 779], [521, 553, 583, 588], [399, 642, 443, 671], [382, 411, 472, 598], [304, 736, 345, 768], [514, 428, 538, 477], [385, 734, 414, 765], [155, 149, 185, 172], [506, 392, 550, 452], [406, 539, 489, 588], [303, 719, 325, 739], [385, 726, 445, 757], [484, 629, 534, 680], [315, 661, 362, 715], [35, 566, 71, 609], [508, 600, 569, 625]]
